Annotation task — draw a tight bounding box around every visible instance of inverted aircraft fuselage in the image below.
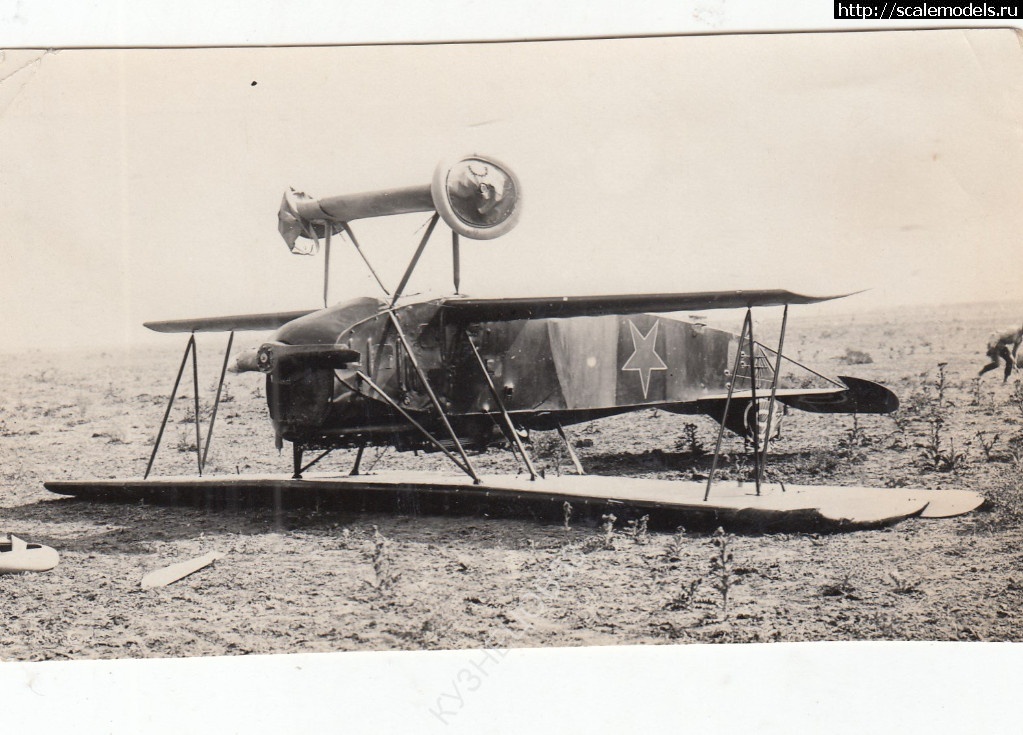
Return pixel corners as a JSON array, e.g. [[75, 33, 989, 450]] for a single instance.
[[260, 295, 896, 454], [139, 154, 898, 479]]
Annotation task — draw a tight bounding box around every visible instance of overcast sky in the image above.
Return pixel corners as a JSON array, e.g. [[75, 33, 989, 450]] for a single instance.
[[2, 29, 1022, 350]]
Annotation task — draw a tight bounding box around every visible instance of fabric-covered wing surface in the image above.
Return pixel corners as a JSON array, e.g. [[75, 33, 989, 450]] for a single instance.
[[144, 310, 317, 333], [440, 290, 855, 322]]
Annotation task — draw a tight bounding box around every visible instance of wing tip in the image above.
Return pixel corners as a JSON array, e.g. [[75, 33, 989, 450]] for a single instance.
[[141, 309, 317, 334], [779, 288, 866, 305], [143, 321, 178, 333]]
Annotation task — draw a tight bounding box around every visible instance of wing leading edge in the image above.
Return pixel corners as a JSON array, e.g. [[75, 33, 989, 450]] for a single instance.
[[144, 310, 317, 334], [145, 290, 857, 332], [440, 289, 858, 322]]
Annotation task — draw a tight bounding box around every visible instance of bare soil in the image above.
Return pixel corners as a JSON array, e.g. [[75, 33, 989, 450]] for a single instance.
[[2, 301, 1022, 660]]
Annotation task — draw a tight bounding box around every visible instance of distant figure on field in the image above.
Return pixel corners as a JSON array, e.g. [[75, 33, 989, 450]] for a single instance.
[[978, 325, 1023, 382]]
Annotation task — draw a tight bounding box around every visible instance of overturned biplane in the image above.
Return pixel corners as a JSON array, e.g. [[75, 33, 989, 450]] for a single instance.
[[47, 155, 984, 530]]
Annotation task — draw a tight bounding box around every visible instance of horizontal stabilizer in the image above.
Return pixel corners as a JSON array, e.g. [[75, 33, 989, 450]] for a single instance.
[[779, 375, 899, 414], [441, 289, 856, 322], [695, 376, 898, 436], [144, 310, 316, 333], [700, 376, 898, 414]]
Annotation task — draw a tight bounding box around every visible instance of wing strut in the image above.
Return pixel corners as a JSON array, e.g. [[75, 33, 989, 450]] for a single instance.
[[555, 423, 585, 475], [322, 226, 332, 307], [704, 310, 753, 501], [189, 334, 202, 475], [703, 307, 793, 500], [144, 332, 236, 480], [452, 232, 461, 295], [391, 213, 440, 308], [340, 222, 390, 296], [747, 315, 763, 495], [308, 218, 394, 306], [465, 332, 538, 480], [751, 340, 843, 388], [756, 304, 788, 488], [145, 335, 196, 480], [201, 331, 234, 471], [355, 370, 476, 479], [386, 309, 480, 483]]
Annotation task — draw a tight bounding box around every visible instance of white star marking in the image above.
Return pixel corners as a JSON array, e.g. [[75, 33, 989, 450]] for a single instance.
[[622, 320, 667, 399]]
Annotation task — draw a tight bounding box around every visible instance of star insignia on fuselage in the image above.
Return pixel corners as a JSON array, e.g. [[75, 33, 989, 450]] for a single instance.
[[622, 320, 667, 399]]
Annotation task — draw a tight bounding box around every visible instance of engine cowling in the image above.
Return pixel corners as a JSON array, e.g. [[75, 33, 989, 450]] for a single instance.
[[233, 342, 360, 374]]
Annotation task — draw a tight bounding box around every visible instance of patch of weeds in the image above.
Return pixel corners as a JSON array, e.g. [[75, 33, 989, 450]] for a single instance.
[[901, 363, 970, 472], [840, 413, 871, 449], [571, 513, 619, 554], [883, 476, 911, 488], [788, 450, 842, 479], [837, 348, 874, 365], [600, 513, 617, 550], [179, 402, 214, 424], [530, 432, 564, 476], [868, 611, 899, 639], [965, 465, 1023, 533], [662, 526, 688, 564], [624, 514, 649, 545], [887, 410, 912, 450], [416, 617, 444, 648], [1012, 381, 1023, 422], [1008, 436, 1023, 466], [665, 577, 703, 612], [921, 429, 969, 473], [969, 377, 997, 413], [657, 528, 746, 627], [729, 452, 753, 484], [674, 423, 707, 458], [820, 574, 860, 600], [92, 429, 127, 445], [333, 526, 363, 550], [175, 430, 196, 453], [214, 382, 234, 404], [888, 571, 922, 596], [975, 431, 1000, 462], [708, 528, 739, 619], [394, 615, 449, 649]]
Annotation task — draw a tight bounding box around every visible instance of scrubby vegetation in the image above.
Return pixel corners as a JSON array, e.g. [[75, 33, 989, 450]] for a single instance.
[[2, 303, 1023, 660]]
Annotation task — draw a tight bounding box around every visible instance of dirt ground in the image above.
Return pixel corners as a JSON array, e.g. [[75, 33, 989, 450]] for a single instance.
[[2, 299, 1022, 661]]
